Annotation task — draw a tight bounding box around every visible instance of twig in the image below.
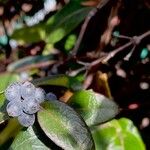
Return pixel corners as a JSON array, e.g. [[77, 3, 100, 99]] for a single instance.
[[96, 0, 121, 54], [77, 30, 150, 73], [2, 20, 11, 58], [103, 30, 150, 62], [70, 8, 97, 57], [102, 41, 133, 62], [124, 45, 136, 61], [77, 60, 90, 66], [67, 67, 86, 77], [70, 0, 111, 57], [83, 73, 94, 89], [138, 30, 150, 41], [113, 34, 132, 40]]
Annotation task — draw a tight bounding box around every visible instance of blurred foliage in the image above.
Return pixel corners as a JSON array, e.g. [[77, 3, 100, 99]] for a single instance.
[[11, 1, 92, 44], [92, 118, 145, 150], [0, 0, 149, 149]]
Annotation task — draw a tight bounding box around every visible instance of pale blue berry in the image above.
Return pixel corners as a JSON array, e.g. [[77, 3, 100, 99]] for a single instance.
[[35, 88, 46, 103], [46, 92, 57, 101], [5, 82, 21, 101], [22, 98, 40, 114], [21, 81, 35, 99], [6, 101, 22, 117], [18, 113, 35, 127], [5, 81, 47, 127]]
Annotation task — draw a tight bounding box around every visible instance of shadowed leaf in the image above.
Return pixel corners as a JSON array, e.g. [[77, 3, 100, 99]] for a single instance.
[[37, 101, 95, 150], [32, 74, 82, 91], [7, 55, 54, 72], [11, 127, 50, 150]]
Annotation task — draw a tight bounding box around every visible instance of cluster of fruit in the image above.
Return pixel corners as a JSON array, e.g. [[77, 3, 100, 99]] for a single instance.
[[5, 81, 46, 127]]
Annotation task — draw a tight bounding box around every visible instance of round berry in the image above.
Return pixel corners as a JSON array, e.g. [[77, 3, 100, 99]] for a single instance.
[[22, 98, 40, 114], [46, 92, 57, 101], [35, 88, 46, 103], [6, 101, 22, 117], [18, 113, 35, 127], [5, 82, 21, 101], [21, 81, 35, 99]]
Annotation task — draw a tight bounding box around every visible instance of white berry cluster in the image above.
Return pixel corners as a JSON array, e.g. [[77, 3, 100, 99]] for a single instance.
[[5, 81, 46, 127]]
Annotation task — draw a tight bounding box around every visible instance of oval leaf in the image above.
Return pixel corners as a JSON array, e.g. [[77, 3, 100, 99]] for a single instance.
[[11, 127, 50, 150], [92, 118, 145, 150], [32, 74, 82, 91], [45, 2, 92, 44], [7, 55, 54, 72], [68, 90, 118, 126], [37, 101, 94, 150]]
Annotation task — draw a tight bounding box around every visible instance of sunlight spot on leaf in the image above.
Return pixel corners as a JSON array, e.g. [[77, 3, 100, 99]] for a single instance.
[[65, 34, 77, 51]]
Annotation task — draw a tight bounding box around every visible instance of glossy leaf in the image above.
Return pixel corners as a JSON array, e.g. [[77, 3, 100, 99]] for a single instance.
[[65, 34, 77, 51], [92, 118, 145, 150], [11, 1, 92, 44], [45, 1, 92, 44], [7, 55, 54, 72], [0, 73, 19, 123], [32, 74, 82, 91], [0, 73, 19, 92], [11, 23, 45, 44], [11, 127, 50, 150], [37, 101, 94, 150], [68, 90, 118, 126]]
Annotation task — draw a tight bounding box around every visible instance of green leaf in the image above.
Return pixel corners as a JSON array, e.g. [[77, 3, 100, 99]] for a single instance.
[[92, 118, 145, 150], [65, 34, 77, 51], [0, 73, 19, 123], [45, 2, 92, 44], [37, 101, 95, 150], [7, 55, 54, 72], [68, 90, 118, 126], [0, 73, 19, 92], [11, 127, 50, 150], [11, 23, 45, 44], [32, 74, 82, 91], [0, 118, 22, 146], [11, 1, 92, 44]]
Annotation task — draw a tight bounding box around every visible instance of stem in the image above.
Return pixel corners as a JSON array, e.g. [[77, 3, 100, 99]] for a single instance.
[[114, 34, 132, 40], [67, 67, 86, 77], [103, 41, 133, 62], [70, 8, 96, 57], [138, 30, 150, 41], [2, 19, 11, 58], [124, 45, 136, 61], [76, 30, 150, 74], [70, 0, 111, 57], [0, 118, 22, 145]]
